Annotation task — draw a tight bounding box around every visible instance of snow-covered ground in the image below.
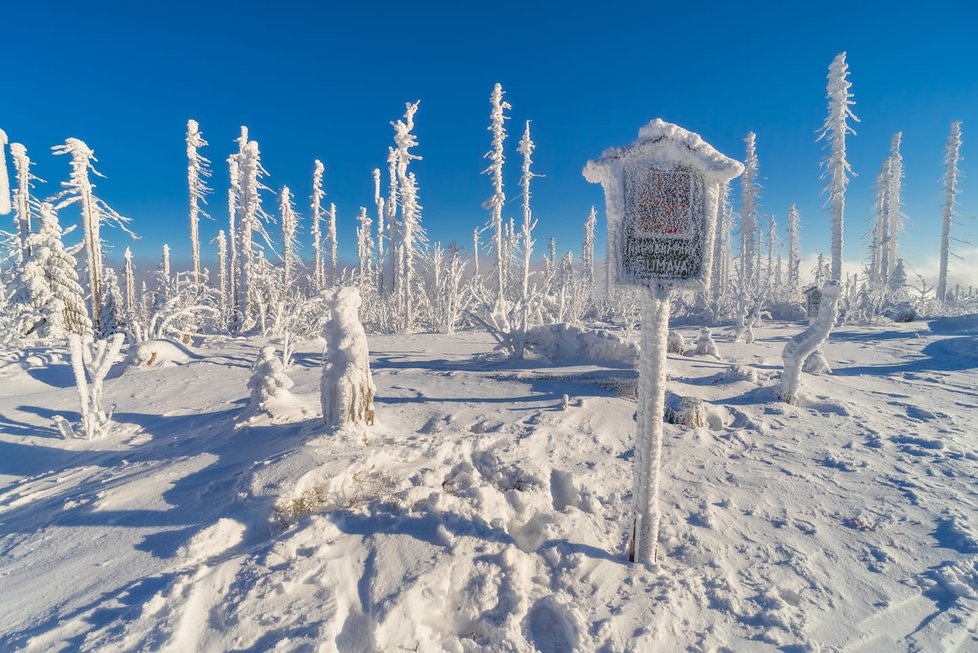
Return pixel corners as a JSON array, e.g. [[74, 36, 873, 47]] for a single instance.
[[1, 318, 977, 651]]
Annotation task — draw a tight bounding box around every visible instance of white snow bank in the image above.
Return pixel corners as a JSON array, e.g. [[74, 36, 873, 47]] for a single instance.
[[525, 324, 637, 364], [126, 339, 193, 368]]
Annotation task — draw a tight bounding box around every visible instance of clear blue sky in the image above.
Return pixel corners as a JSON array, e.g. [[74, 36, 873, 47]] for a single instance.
[[3, 0, 977, 285]]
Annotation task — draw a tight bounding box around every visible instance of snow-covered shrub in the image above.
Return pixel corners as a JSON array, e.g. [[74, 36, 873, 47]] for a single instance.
[[64, 333, 124, 439], [524, 323, 638, 365], [883, 301, 917, 323], [665, 394, 706, 427], [692, 327, 721, 359], [247, 345, 295, 416], [780, 282, 842, 404], [321, 287, 376, 429], [666, 330, 686, 355]]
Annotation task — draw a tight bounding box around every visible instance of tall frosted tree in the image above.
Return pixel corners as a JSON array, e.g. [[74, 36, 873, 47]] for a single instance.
[[0, 129, 10, 216], [938, 121, 963, 302], [817, 52, 859, 283], [186, 119, 211, 286], [885, 133, 903, 281], [328, 202, 338, 284], [373, 168, 385, 293], [310, 160, 326, 289], [869, 159, 891, 289], [356, 206, 374, 292], [10, 142, 39, 260], [213, 231, 227, 321], [234, 136, 271, 327], [485, 83, 511, 302], [123, 246, 136, 316], [711, 184, 732, 303], [740, 132, 760, 292], [392, 101, 422, 331], [279, 186, 299, 289], [227, 143, 241, 315], [582, 205, 597, 290], [514, 121, 539, 355], [51, 138, 135, 333], [386, 148, 399, 297], [787, 204, 800, 292]]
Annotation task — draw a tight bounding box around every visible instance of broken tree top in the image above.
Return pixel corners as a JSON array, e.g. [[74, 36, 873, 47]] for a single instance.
[[583, 118, 745, 184]]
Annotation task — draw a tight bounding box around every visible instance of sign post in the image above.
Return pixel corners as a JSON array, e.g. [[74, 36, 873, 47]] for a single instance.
[[584, 119, 743, 565]]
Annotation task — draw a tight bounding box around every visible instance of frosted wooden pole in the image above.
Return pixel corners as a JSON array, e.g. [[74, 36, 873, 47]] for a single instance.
[[630, 283, 670, 565]]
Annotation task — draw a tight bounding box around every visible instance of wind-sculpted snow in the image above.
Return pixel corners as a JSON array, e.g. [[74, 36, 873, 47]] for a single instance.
[[0, 323, 977, 651]]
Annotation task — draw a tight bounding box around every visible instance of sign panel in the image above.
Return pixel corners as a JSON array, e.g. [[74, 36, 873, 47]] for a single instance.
[[621, 165, 707, 284]]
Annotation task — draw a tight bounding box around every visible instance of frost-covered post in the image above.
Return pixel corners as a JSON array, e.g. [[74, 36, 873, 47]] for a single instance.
[[780, 282, 841, 404], [186, 119, 211, 287], [817, 52, 859, 283], [321, 287, 376, 429], [585, 119, 743, 566], [310, 160, 326, 289], [937, 121, 962, 302]]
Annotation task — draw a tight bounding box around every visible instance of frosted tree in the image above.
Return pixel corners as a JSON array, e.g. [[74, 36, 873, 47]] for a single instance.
[[310, 160, 326, 289], [582, 205, 597, 290], [234, 136, 272, 328], [938, 121, 963, 302], [885, 133, 904, 281], [321, 287, 376, 429], [356, 206, 374, 293], [472, 227, 481, 277], [328, 202, 338, 284], [787, 204, 800, 293], [513, 120, 539, 357], [485, 83, 511, 303], [15, 203, 91, 338], [0, 129, 10, 217], [186, 119, 212, 286], [247, 345, 295, 417], [99, 267, 125, 338], [51, 138, 136, 332], [740, 133, 760, 292], [227, 146, 240, 315], [278, 186, 299, 289], [392, 101, 422, 331], [373, 168, 385, 293], [545, 237, 557, 283], [386, 147, 399, 296], [213, 231, 228, 322], [123, 247, 136, 315], [711, 185, 732, 304], [817, 52, 859, 282], [765, 214, 778, 286], [10, 142, 40, 260], [62, 333, 124, 439]]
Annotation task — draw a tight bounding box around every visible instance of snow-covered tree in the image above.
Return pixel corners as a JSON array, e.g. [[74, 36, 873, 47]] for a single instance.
[[583, 205, 597, 291], [817, 52, 859, 283], [328, 202, 338, 284], [885, 133, 903, 282], [472, 227, 481, 277], [780, 282, 841, 404], [99, 267, 125, 338], [740, 132, 760, 292], [938, 121, 962, 302], [386, 147, 399, 296], [868, 160, 890, 290], [515, 121, 539, 349], [227, 146, 240, 316], [10, 142, 39, 260], [356, 206, 374, 293], [392, 101, 422, 331], [123, 246, 136, 317], [711, 184, 733, 304], [310, 160, 326, 289], [50, 138, 136, 333], [15, 202, 91, 338], [787, 204, 800, 293], [233, 135, 272, 328], [485, 84, 511, 303], [0, 129, 10, 217], [321, 287, 376, 429], [279, 186, 299, 289], [373, 167, 385, 293], [247, 345, 295, 417], [186, 119, 212, 286], [64, 333, 124, 439]]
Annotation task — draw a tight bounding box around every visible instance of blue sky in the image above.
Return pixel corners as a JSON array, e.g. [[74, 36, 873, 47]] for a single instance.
[[3, 0, 977, 285]]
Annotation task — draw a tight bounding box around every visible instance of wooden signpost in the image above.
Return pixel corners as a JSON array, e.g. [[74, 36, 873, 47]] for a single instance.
[[584, 119, 743, 565]]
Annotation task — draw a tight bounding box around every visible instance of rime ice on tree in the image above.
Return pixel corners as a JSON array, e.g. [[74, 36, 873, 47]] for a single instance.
[[321, 287, 376, 430], [584, 119, 743, 566]]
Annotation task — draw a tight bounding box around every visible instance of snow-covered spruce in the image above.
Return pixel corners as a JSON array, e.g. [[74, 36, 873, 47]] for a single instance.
[[0, 128, 10, 216], [693, 327, 721, 359], [485, 83, 511, 303], [186, 119, 211, 287], [937, 121, 962, 302], [321, 287, 376, 430], [246, 345, 296, 417], [780, 282, 842, 404], [667, 330, 686, 355]]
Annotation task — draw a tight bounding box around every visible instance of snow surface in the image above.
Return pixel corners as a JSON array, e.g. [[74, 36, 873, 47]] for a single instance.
[[1, 320, 977, 651]]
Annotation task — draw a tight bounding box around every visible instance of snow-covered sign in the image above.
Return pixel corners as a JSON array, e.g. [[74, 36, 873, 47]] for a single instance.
[[803, 286, 823, 318], [584, 119, 744, 289]]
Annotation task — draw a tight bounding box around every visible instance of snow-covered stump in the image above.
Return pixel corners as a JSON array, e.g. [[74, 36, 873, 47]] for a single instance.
[[631, 285, 671, 566], [66, 333, 124, 439], [780, 282, 842, 404], [321, 287, 376, 430], [247, 345, 295, 417], [693, 327, 721, 359]]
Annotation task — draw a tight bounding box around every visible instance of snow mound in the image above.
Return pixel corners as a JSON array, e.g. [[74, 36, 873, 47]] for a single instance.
[[126, 338, 193, 368], [526, 324, 637, 364], [928, 556, 978, 600], [178, 518, 246, 564]]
